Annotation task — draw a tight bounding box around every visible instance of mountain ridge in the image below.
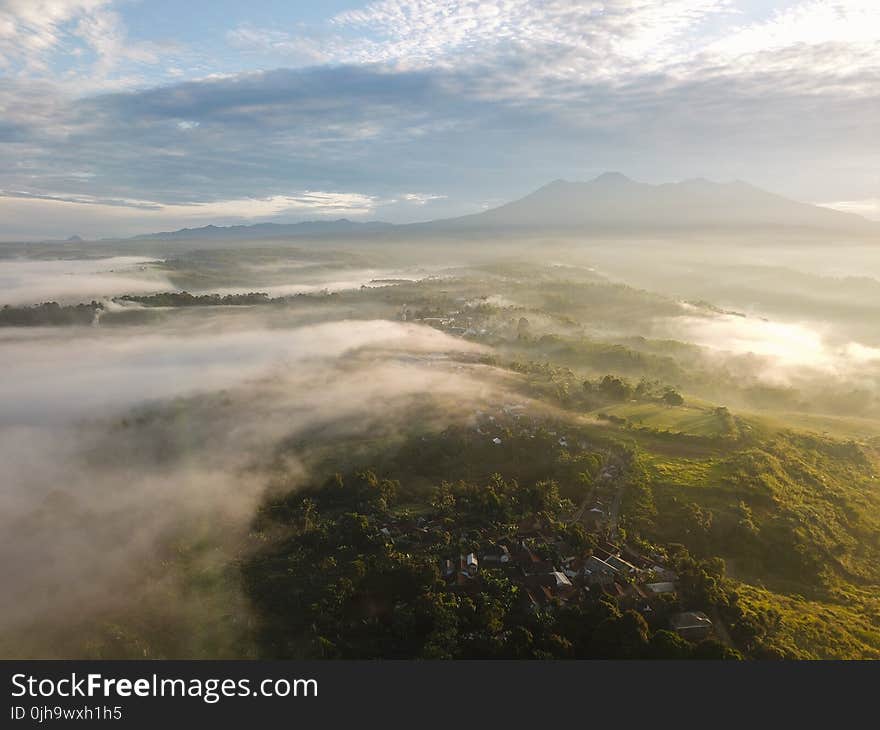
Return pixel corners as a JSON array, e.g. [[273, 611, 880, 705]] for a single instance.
[[131, 218, 395, 241], [117, 174, 877, 242]]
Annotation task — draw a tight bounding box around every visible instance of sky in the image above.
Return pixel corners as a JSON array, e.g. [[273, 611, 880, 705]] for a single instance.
[[0, 0, 878, 239]]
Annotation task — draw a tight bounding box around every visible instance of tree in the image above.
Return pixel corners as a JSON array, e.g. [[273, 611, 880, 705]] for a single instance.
[[590, 609, 649, 658], [675, 552, 729, 610], [598, 375, 633, 402], [691, 640, 742, 660], [647, 629, 692, 659], [662, 387, 684, 406]]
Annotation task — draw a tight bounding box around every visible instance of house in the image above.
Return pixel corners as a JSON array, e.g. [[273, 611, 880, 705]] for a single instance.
[[481, 544, 511, 564], [586, 554, 618, 574], [604, 554, 640, 576], [584, 507, 605, 526], [547, 571, 574, 592], [516, 545, 554, 575], [464, 553, 479, 575], [608, 582, 629, 599], [523, 573, 573, 604], [523, 588, 543, 613], [648, 565, 679, 583], [561, 556, 584, 580], [584, 555, 618, 585], [670, 611, 713, 642], [597, 541, 621, 556], [644, 581, 677, 597], [621, 545, 652, 569]]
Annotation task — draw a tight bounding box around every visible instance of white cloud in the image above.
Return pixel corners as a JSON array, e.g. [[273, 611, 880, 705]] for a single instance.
[[704, 0, 880, 91], [231, 1, 731, 77], [712, 1, 880, 55], [226, 24, 336, 65], [0, 189, 379, 239], [173, 191, 376, 219], [229, 0, 880, 95], [0, 0, 169, 90], [400, 192, 447, 205], [166, 191, 379, 219], [3, 1, 880, 236]]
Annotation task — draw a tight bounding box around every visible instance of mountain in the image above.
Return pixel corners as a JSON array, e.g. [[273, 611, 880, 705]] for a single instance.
[[131, 218, 394, 241], [424, 173, 876, 234], [122, 174, 876, 242]]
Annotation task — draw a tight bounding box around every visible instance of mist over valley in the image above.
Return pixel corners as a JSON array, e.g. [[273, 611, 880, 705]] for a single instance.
[[2, 174, 880, 660]]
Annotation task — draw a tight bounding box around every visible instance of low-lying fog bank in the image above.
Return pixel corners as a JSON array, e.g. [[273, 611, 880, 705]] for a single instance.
[[0, 256, 172, 305], [0, 313, 508, 658], [0, 317, 484, 424], [654, 309, 880, 384]]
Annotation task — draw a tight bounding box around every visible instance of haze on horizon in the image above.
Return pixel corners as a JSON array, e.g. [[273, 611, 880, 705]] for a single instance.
[[1, 0, 879, 240]]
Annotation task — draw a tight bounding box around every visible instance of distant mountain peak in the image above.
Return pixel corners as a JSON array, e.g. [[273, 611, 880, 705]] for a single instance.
[[591, 171, 634, 185], [428, 174, 877, 234], [680, 176, 712, 185]]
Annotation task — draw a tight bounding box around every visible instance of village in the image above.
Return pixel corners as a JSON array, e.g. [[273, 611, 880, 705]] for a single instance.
[[399, 291, 525, 341], [378, 511, 714, 644], [374, 395, 717, 648]]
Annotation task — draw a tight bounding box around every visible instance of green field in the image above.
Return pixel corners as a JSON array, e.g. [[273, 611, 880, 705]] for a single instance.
[[590, 401, 733, 437]]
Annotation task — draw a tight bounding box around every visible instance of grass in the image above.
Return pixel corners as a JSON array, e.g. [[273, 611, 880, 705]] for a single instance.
[[749, 410, 880, 442], [734, 583, 880, 659], [589, 401, 733, 437], [618, 418, 880, 659]]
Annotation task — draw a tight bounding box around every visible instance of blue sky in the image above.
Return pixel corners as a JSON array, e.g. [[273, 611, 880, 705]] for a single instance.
[[0, 0, 878, 239]]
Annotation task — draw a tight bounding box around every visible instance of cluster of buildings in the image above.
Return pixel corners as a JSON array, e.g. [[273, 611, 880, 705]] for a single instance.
[[400, 296, 523, 340], [471, 407, 595, 456], [436, 523, 714, 643]]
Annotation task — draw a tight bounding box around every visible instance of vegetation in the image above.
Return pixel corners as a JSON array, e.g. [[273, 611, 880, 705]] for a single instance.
[[116, 292, 271, 307], [0, 301, 102, 326], [5, 250, 880, 660], [244, 466, 739, 659]]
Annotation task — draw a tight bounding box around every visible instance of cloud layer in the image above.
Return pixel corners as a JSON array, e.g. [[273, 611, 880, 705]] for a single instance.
[[1, 1, 879, 238], [0, 314, 498, 655], [0, 256, 170, 305]]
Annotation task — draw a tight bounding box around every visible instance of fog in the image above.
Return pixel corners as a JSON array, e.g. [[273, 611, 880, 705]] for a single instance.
[[0, 318, 484, 425], [4, 230, 880, 657], [0, 308, 507, 657], [0, 257, 172, 306], [0, 254, 434, 306], [207, 268, 423, 298], [656, 310, 880, 381]]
